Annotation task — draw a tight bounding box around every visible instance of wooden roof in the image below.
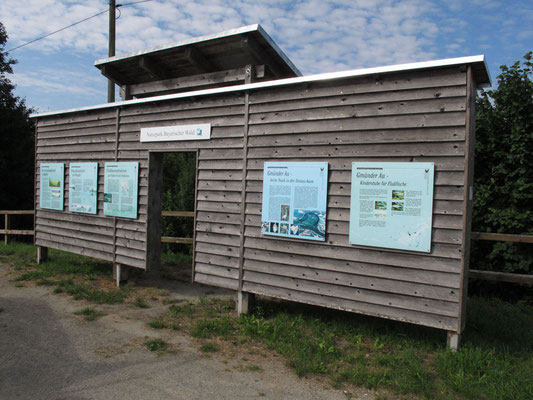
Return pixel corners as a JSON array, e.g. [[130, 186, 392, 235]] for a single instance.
[[94, 24, 301, 86]]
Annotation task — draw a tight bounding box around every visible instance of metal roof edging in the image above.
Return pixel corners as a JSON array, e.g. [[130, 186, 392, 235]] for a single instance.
[[32, 55, 489, 119]]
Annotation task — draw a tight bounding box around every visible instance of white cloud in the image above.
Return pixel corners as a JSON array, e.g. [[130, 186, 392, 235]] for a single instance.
[[12, 68, 103, 97], [2, 0, 528, 110], [2, 0, 442, 73]]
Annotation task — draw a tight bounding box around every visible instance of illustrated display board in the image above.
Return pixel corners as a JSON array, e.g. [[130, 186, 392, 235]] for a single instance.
[[39, 163, 65, 211], [103, 162, 139, 219], [140, 123, 211, 142], [349, 162, 435, 252], [69, 163, 98, 214], [261, 162, 328, 241]]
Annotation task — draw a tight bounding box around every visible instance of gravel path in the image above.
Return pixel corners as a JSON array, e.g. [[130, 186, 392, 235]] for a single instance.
[[0, 265, 373, 400]]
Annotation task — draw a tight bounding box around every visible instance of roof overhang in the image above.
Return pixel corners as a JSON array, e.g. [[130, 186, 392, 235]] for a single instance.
[[94, 24, 301, 86], [33, 55, 491, 119]]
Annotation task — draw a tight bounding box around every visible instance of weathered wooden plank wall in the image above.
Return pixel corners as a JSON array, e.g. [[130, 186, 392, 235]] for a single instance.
[[35, 93, 246, 274], [34, 64, 473, 332], [237, 67, 470, 332]]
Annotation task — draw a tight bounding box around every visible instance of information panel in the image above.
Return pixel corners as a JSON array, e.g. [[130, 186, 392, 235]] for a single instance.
[[349, 162, 434, 253], [262, 162, 328, 241], [69, 163, 98, 214], [103, 162, 139, 219], [39, 163, 64, 211]]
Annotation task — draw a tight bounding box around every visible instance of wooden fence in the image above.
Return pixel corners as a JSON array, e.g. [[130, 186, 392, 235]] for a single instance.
[[2, 209, 531, 284], [0, 209, 194, 246]]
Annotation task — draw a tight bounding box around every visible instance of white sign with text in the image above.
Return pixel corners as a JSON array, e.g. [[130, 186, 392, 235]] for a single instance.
[[140, 123, 211, 142]]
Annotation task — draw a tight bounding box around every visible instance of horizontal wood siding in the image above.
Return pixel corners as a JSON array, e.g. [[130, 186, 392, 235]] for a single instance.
[[35, 95, 245, 278], [34, 65, 472, 332], [35, 110, 118, 262], [242, 67, 468, 331]]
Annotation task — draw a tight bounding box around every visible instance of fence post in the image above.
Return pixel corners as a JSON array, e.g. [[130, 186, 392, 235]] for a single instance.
[[4, 214, 9, 245]]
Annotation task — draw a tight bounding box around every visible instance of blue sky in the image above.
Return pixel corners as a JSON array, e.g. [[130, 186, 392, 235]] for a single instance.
[[1, 0, 531, 112]]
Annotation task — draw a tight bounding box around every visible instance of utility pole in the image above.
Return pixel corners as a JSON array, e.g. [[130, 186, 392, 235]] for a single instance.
[[108, 0, 116, 102]]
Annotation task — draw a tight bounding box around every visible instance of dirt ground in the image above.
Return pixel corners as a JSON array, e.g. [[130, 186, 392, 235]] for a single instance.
[[0, 263, 374, 400]]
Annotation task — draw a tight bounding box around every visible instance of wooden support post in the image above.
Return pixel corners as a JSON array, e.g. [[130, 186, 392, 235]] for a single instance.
[[4, 213, 9, 245], [113, 263, 128, 287], [236, 64, 255, 316], [238, 292, 255, 315], [37, 246, 48, 264], [447, 331, 461, 351]]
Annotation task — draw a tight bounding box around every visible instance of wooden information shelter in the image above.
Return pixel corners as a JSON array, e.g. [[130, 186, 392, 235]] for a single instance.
[[32, 25, 491, 348]]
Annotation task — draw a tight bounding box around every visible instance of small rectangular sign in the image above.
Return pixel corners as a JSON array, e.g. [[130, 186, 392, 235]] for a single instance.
[[39, 163, 65, 211], [103, 162, 139, 219], [261, 162, 328, 242], [140, 123, 211, 142], [69, 163, 98, 214], [349, 162, 435, 253]]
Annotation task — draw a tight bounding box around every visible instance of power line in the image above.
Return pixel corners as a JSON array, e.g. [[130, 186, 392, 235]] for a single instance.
[[5, 0, 155, 53]]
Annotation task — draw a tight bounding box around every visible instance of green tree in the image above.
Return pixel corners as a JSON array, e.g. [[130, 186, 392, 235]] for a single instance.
[[472, 52, 533, 274], [0, 22, 35, 210]]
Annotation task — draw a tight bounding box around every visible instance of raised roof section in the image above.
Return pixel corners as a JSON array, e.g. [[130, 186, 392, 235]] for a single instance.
[[95, 24, 300, 98]]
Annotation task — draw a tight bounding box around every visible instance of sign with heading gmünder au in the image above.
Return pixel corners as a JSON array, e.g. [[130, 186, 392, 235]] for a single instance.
[[140, 123, 211, 142], [349, 162, 435, 253]]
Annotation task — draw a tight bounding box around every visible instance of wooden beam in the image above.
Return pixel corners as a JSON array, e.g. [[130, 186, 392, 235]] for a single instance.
[[161, 237, 194, 244], [37, 246, 48, 264], [447, 331, 460, 351], [469, 269, 533, 285], [4, 214, 9, 245], [471, 232, 533, 244], [99, 65, 122, 84], [184, 46, 215, 73], [0, 210, 34, 215], [120, 85, 133, 101], [241, 35, 283, 78], [139, 56, 168, 80], [0, 229, 34, 235], [129, 66, 265, 98], [161, 211, 195, 217]]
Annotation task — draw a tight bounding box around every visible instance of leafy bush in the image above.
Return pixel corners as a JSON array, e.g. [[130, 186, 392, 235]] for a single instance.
[[472, 52, 533, 274]]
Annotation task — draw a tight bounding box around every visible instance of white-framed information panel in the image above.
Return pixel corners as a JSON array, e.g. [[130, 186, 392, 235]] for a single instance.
[[39, 163, 64, 211], [349, 162, 435, 253], [103, 162, 139, 219], [69, 163, 98, 214], [261, 162, 328, 241]]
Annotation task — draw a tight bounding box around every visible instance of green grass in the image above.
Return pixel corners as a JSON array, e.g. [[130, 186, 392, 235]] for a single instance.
[[55, 279, 131, 304], [200, 342, 219, 353], [134, 297, 150, 308], [145, 338, 168, 354], [168, 302, 195, 317], [148, 318, 168, 329], [151, 293, 533, 400], [74, 307, 107, 321], [2, 242, 131, 305]]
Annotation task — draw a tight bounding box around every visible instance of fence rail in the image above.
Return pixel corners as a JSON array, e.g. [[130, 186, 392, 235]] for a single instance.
[[0, 209, 194, 245], [2, 210, 532, 283]]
